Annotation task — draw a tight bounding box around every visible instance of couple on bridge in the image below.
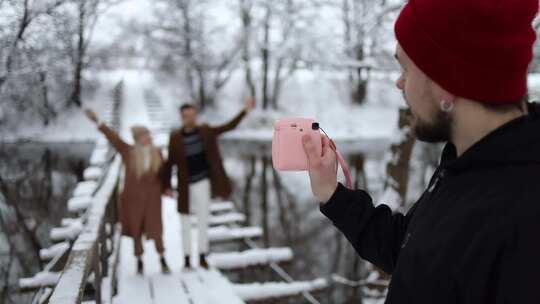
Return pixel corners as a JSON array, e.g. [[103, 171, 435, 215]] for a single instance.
[[84, 97, 256, 275]]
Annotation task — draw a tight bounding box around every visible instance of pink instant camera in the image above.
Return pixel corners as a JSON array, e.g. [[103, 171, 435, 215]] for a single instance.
[[272, 117, 353, 189], [272, 118, 321, 171]]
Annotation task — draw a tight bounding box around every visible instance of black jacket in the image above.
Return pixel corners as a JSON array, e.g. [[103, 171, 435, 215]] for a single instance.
[[321, 103, 540, 303]]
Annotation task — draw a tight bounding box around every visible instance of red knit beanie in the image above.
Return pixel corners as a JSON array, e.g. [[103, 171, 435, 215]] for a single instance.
[[395, 0, 538, 104]]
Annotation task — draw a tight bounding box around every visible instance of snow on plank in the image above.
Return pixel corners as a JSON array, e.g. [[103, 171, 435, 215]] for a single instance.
[[210, 201, 235, 213], [209, 212, 245, 225], [50, 220, 83, 241], [83, 166, 103, 180], [89, 147, 108, 165], [40, 242, 70, 261], [67, 196, 92, 212], [197, 269, 245, 304], [19, 271, 61, 289], [192, 212, 246, 226], [208, 248, 293, 270], [150, 274, 190, 304], [233, 279, 328, 302], [181, 270, 245, 304], [72, 181, 97, 197], [181, 271, 217, 303], [208, 226, 262, 243], [61, 218, 82, 226], [114, 275, 153, 304]]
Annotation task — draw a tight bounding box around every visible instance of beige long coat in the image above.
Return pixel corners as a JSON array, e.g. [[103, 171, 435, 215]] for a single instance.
[[99, 124, 163, 240]]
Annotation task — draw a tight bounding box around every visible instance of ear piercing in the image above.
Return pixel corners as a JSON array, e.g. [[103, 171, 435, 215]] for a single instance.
[[440, 99, 454, 112]]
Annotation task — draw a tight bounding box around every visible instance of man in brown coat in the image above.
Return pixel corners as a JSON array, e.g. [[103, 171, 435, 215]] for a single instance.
[[162, 98, 255, 269]]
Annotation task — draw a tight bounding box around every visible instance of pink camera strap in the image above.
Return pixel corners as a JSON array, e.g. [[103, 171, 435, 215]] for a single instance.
[[325, 136, 353, 190], [335, 149, 353, 189]]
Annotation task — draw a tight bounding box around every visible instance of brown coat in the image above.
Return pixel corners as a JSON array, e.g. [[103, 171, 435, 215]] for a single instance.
[[162, 110, 247, 214], [99, 124, 163, 240]]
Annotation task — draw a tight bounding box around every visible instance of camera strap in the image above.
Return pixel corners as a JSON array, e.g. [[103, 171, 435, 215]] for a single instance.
[[319, 127, 353, 189]]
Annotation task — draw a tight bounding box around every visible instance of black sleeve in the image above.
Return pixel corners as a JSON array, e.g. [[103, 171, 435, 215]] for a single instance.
[[499, 214, 540, 303], [320, 183, 411, 274]]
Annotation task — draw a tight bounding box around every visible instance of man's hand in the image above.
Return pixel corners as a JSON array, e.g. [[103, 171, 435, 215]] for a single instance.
[[163, 189, 176, 198], [84, 108, 99, 124], [302, 134, 338, 203], [244, 96, 256, 112]]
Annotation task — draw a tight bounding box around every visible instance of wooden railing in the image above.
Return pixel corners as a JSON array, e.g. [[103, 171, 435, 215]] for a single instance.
[[46, 155, 122, 304], [26, 80, 125, 304]]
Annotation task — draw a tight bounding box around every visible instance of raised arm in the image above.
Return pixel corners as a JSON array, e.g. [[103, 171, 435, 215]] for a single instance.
[[303, 133, 412, 274], [84, 108, 130, 155], [210, 97, 255, 135], [320, 184, 412, 274]]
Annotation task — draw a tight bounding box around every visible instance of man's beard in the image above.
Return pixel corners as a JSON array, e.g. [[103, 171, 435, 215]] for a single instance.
[[413, 108, 452, 143]]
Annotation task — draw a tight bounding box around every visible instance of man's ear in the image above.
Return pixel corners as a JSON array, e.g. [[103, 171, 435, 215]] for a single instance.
[[442, 90, 456, 104], [432, 80, 456, 104]]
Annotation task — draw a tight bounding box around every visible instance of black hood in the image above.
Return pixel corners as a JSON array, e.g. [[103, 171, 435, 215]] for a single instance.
[[441, 102, 540, 173]]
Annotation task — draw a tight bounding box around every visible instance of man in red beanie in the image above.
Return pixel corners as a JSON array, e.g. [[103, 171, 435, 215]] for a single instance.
[[304, 0, 540, 303]]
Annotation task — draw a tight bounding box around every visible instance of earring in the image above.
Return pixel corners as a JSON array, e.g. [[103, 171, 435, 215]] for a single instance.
[[440, 99, 454, 113]]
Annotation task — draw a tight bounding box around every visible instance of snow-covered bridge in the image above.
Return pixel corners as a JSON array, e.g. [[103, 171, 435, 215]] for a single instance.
[[20, 72, 327, 304]]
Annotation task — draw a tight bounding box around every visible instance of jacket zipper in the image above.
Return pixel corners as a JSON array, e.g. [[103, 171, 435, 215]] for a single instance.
[[428, 168, 446, 193], [401, 168, 447, 249]]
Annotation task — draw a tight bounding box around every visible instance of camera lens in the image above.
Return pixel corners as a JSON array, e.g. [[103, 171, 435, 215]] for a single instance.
[[312, 122, 319, 130]]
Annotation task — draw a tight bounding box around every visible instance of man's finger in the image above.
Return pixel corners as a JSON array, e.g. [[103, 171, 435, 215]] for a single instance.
[[302, 134, 321, 162], [322, 143, 337, 165], [321, 135, 330, 156], [320, 135, 337, 170]]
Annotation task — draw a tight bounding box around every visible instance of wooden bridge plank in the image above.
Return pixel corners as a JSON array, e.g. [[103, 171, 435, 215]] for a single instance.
[[181, 271, 216, 304], [198, 269, 245, 304], [150, 274, 190, 304], [179, 269, 245, 304], [115, 275, 153, 304]]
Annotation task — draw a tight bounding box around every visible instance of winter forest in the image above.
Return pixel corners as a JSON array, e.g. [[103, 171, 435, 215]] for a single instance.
[[1, 0, 540, 303]]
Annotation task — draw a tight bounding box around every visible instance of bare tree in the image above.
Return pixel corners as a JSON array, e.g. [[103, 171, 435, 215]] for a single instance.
[[148, 0, 241, 110], [240, 0, 257, 99], [0, 0, 66, 92], [0, 0, 72, 127], [255, 0, 306, 109], [0, 0, 119, 127], [62, 0, 122, 107], [341, 0, 403, 104]]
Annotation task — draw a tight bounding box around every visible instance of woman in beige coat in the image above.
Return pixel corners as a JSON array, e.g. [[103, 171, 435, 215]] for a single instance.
[[85, 109, 170, 275]]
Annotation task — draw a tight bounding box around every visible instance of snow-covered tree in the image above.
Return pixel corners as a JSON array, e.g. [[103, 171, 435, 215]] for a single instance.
[[0, 0, 120, 128], [145, 0, 241, 110]]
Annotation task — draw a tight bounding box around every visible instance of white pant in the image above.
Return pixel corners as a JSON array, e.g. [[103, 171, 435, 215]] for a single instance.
[[180, 178, 211, 256]]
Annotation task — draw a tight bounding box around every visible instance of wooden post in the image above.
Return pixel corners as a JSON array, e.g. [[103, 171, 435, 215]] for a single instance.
[[93, 242, 102, 304], [260, 157, 269, 247], [99, 223, 108, 278]]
